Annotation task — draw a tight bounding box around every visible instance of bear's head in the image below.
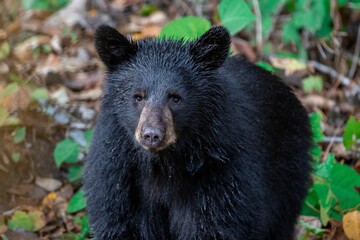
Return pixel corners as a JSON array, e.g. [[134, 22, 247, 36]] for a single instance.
[[95, 25, 231, 152]]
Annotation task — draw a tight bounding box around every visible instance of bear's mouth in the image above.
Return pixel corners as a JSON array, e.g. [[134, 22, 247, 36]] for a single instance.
[[139, 142, 166, 152]]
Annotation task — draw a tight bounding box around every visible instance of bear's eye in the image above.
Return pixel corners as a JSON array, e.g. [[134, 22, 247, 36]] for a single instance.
[[134, 94, 144, 102], [169, 94, 182, 104]]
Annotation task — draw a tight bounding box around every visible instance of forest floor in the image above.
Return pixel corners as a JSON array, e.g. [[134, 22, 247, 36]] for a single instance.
[[0, 0, 359, 239]]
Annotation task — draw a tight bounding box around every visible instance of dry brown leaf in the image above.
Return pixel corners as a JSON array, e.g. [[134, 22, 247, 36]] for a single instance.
[[13, 35, 51, 62], [41, 193, 67, 218], [301, 95, 336, 110], [269, 56, 307, 75], [0, 29, 7, 40], [28, 210, 47, 231], [0, 215, 8, 234], [133, 25, 162, 40], [35, 54, 62, 77], [6, 20, 21, 35], [343, 211, 360, 240], [0, 85, 32, 111]]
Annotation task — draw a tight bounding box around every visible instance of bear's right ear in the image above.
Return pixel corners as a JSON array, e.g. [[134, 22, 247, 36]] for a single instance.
[[95, 25, 137, 69]]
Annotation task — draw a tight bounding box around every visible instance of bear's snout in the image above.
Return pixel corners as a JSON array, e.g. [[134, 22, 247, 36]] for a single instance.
[[141, 127, 164, 149], [135, 104, 177, 151]]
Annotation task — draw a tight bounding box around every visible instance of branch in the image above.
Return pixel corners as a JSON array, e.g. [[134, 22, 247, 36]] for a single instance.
[[321, 137, 360, 145], [252, 0, 262, 52], [307, 60, 352, 87], [349, 24, 360, 79]]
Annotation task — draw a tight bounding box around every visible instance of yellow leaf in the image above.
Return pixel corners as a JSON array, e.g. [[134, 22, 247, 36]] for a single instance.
[[269, 56, 306, 75], [343, 211, 360, 240]]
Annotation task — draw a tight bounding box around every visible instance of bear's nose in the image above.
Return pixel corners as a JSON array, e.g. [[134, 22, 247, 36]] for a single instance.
[[141, 128, 164, 149]]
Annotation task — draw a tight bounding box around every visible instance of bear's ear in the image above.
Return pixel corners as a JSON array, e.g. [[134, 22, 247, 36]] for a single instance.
[[95, 25, 137, 69], [190, 26, 231, 70]]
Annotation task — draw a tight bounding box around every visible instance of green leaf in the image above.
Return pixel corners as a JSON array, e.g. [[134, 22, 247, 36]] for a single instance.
[[331, 163, 360, 211], [84, 129, 94, 151], [261, 16, 273, 38], [302, 76, 323, 93], [0, 83, 20, 98], [282, 20, 301, 45], [74, 215, 91, 237], [67, 166, 84, 182], [258, 0, 286, 38], [54, 138, 79, 167], [218, 0, 255, 35], [293, 0, 325, 33], [256, 61, 276, 72], [139, 4, 157, 16], [13, 127, 26, 144], [7, 210, 45, 232], [259, 0, 285, 15], [160, 17, 211, 41], [31, 88, 49, 100], [12, 152, 20, 163], [67, 189, 87, 213], [313, 182, 336, 225], [21, 0, 69, 11], [315, 153, 335, 181], [343, 116, 360, 149], [0, 42, 10, 60], [80, 215, 91, 236], [8, 211, 33, 231], [309, 112, 324, 143], [338, 0, 348, 6], [311, 145, 322, 162], [301, 188, 321, 217]]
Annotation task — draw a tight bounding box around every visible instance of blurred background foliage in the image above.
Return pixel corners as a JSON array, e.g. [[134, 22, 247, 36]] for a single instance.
[[0, 0, 359, 239]]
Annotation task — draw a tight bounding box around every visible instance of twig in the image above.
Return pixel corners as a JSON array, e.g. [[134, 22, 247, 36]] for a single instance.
[[316, 42, 327, 59], [252, 0, 262, 52], [307, 60, 352, 87], [349, 24, 360, 79], [320, 137, 360, 145]]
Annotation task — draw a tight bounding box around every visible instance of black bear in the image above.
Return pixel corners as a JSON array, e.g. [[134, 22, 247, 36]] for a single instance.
[[84, 25, 312, 240]]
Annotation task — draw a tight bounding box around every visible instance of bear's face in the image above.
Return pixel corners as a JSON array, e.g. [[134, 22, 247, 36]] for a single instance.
[[95, 25, 231, 152]]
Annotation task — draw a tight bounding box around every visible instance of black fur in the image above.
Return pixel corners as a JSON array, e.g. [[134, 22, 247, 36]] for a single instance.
[[84, 25, 312, 240]]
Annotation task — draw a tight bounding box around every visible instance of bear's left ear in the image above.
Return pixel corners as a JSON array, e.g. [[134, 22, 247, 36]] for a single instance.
[[95, 25, 137, 69], [190, 26, 231, 70]]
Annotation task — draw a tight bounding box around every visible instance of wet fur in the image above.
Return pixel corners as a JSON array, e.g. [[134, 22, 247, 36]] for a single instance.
[[84, 26, 312, 240]]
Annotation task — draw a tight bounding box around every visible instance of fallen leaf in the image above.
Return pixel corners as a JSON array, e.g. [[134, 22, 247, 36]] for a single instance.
[[41, 193, 67, 218], [27, 211, 46, 231], [13, 35, 51, 62], [0, 215, 8, 234], [0, 29, 7, 39], [343, 211, 360, 240], [7, 210, 46, 232], [0, 84, 32, 111], [133, 25, 162, 40], [269, 56, 306, 75], [35, 176, 62, 192]]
